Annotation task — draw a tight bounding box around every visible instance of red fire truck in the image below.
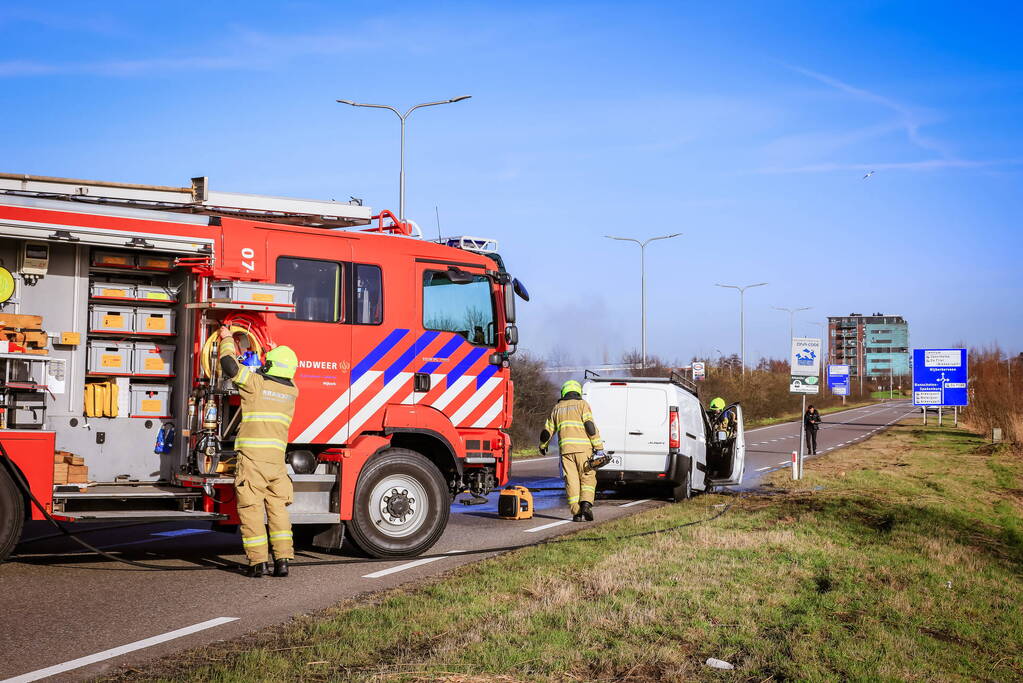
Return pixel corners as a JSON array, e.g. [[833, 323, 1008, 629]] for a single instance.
[[0, 173, 527, 561]]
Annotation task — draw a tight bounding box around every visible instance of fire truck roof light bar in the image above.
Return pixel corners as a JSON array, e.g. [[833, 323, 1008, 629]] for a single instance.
[[0, 172, 373, 228]]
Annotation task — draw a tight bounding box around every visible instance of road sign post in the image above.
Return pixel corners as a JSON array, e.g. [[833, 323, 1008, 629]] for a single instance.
[[790, 337, 822, 480]]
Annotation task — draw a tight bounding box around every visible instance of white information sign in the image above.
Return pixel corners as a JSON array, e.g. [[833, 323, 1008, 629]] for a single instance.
[[790, 337, 822, 377], [692, 361, 706, 381], [924, 350, 963, 367]]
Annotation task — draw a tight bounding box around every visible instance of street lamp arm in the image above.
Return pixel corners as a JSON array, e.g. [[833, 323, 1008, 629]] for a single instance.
[[336, 100, 402, 119], [643, 232, 682, 247], [404, 97, 471, 117], [604, 235, 642, 245], [715, 283, 740, 290]]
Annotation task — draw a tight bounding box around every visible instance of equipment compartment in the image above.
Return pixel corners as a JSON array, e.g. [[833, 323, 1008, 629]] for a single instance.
[[132, 342, 175, 376], [134, 307, 176, 336], [211, 280, 294, 306], [135, 284, 178, 302], [87, 340, 133, 375], [90, 282, 136, 300], [130, 383, 172, 418], [89, 304, 135, 333], [92, 250, 137, 269]]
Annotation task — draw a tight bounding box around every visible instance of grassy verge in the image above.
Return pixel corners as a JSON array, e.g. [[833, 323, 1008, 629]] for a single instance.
[[116, 422, 1023, 681], [871, 388, 911, 399], [748, 399, 874, 427]]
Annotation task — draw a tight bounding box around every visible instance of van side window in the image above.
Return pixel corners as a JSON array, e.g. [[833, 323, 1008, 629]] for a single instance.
[[422, 270, 495, 346], [351, 263, 383, 325], [276, 257, 342, 323]]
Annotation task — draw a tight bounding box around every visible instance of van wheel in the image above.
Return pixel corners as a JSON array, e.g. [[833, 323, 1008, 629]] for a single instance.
[[347, 448, 449, 558], [0, 465, 26, 563], [671, 470, 692, 502]]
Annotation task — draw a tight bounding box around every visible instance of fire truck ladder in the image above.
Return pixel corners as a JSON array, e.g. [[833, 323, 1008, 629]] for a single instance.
[[0, 173, 374, 229]]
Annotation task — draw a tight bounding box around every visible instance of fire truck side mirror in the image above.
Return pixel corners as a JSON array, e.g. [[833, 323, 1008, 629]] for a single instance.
[[504, 283, 516, 324], [505, 325, 519, 346]]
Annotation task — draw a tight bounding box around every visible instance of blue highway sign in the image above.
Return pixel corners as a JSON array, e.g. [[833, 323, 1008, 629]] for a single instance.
[[912, 349, 968, 406], [827, 364, 850, 396]]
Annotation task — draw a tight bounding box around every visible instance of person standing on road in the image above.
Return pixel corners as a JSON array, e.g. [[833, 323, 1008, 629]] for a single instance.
[[219, 325, 300, 578], [804, 404, 822, 455], [538, 380, 606, 522]]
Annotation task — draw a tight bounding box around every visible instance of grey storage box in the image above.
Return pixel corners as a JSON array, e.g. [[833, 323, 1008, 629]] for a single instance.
[[130, 384, 171, 418], [133, 342, 175, 376], [9, 392, 45, 428], [135, 307, 176, 336], [211, 280, 294, 306], [90, 282, 136, 300], [136, 284, 178, 303], [92, 250, 136, 269], [87, 340, 133, 375], [89, 304, 135, 333]]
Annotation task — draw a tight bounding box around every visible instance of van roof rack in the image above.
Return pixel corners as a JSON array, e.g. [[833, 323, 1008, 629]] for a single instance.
[[585, 371, 698, 397], [0, 172, 374, 229]]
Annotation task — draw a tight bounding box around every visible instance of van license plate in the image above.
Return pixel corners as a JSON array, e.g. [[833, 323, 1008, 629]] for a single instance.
[[609, 455, 623, 468]]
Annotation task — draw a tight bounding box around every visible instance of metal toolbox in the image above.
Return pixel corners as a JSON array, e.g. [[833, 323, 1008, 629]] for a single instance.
[[134, 307, 176, 335], [132, 342, 175, 376], [9, 392, 45, 428], [87, 340, 133, 375], [135, 284, 178, 302], [92, 251, 136, 269], [90, 282, 136, 299], [211, 280, 294, 306], [130, 384, 171, 418], [89, 305, 135, 333]]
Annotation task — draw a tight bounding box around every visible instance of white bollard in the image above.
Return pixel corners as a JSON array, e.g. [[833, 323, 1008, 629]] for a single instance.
[[791, 450, 798, 480]]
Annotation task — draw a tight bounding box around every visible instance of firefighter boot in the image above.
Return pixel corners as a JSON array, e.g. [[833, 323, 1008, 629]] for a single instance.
[[273, 558, 289, 578], [580, 501, 594, 522], [573, 510, 585, 522], [247, 562, 268, 578]]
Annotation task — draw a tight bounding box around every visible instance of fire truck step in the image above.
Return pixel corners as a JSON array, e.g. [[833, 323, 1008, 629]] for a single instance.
[[52, 510, 227, 522], [53, 485, 203, 501]]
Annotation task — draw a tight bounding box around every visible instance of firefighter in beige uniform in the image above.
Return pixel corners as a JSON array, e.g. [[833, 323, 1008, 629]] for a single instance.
[[539, 380, 606, 522], [218, 326, 300, 578]]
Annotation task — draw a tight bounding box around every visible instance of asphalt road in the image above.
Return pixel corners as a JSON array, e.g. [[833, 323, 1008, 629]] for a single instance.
[[0, 400, 916, 682]]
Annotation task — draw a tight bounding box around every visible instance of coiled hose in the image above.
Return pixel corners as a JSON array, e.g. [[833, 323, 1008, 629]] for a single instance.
[[199, 312, 275, 378]]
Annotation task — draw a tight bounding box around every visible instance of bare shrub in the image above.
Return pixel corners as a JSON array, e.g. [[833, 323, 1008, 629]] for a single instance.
[[961, 347, 1022, 446]]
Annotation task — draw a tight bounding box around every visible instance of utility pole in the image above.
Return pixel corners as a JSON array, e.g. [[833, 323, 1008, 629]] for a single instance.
[[715, 282, 768, 376], [337, 95, 472, 221], [605, 233, 682, 368]]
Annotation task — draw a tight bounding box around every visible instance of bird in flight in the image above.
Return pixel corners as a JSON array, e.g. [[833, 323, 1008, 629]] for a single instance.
[[862, 170, 875, 180]]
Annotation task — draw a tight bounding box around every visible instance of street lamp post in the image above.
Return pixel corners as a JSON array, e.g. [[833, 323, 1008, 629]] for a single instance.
[[772, 306, 812, 345], [336, 95, 472, 221], [605, 233, 682, 368], [715, 282, 768, 376]]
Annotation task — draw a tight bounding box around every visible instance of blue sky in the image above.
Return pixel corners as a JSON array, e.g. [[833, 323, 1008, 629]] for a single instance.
[[1, 1, 1020, 365]]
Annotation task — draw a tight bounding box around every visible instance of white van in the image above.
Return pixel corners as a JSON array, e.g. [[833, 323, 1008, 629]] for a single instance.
[[583, 373, 746, 499]]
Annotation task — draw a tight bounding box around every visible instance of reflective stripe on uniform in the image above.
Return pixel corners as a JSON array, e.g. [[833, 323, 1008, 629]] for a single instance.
[[269, 530, 293, 541], [567, 495, 580, 503], [581, 486, 596, 493], [235, 437, 288, 450], [234, 366, 253, 387], [242, 534, 267, 547], [241, 412, 292, 425], [557, 419, 585, 429], [559, 437, 592, 446]]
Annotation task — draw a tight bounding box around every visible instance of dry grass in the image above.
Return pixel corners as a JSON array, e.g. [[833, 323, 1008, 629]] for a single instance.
[[106, 421, 1023, 682]]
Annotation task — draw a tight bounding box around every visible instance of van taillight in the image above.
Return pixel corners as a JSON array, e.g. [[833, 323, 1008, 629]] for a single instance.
[[669, 409, 680, 449]]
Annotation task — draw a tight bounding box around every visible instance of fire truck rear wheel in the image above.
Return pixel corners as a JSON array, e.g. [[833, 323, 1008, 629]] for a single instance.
[[0, 465, 26, 563], [347, 448, 449, 559]]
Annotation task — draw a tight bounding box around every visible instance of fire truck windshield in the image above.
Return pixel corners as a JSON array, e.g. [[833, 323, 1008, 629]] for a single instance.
[[423, 270, 496, 346]]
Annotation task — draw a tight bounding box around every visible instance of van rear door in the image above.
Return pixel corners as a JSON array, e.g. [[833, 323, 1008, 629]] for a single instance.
[[583, 383, 626, 462], [623, 386, 670, 472], [707, 403, 746, 486]]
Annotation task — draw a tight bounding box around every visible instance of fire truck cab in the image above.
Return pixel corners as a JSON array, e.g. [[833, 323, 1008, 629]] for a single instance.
[[0, 173, 526, 561]]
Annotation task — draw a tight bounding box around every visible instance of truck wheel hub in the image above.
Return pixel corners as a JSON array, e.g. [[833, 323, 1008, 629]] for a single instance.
[[382, 488, 414, 522]]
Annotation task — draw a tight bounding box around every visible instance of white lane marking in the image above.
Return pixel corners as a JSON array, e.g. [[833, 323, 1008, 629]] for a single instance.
[[3, 617, 238, 683], [471, 395, 504, 429], [525, 519, 572, 533], [328, 372, 412, 442], [295, 370, 378, 442], [755, 466, 773, 472], [362, 550, 462, 579], [431, 374, 474, 411], [777, 461, 790, 466], [619, 498, 653, 508], [451, 377, 503, 425]]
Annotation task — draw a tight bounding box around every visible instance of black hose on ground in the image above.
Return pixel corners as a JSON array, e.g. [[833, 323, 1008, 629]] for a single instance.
[[2, 441, 738, 572]]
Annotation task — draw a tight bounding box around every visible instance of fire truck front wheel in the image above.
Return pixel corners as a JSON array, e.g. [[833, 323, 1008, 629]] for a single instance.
[[0, 464, 26, 563], [347, 448, 450, 558]]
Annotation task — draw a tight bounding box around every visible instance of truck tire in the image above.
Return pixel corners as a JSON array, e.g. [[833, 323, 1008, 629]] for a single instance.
[[671, 469, 692, 502], [347, 448, 450, 558], [0, 465, 26, 563]]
